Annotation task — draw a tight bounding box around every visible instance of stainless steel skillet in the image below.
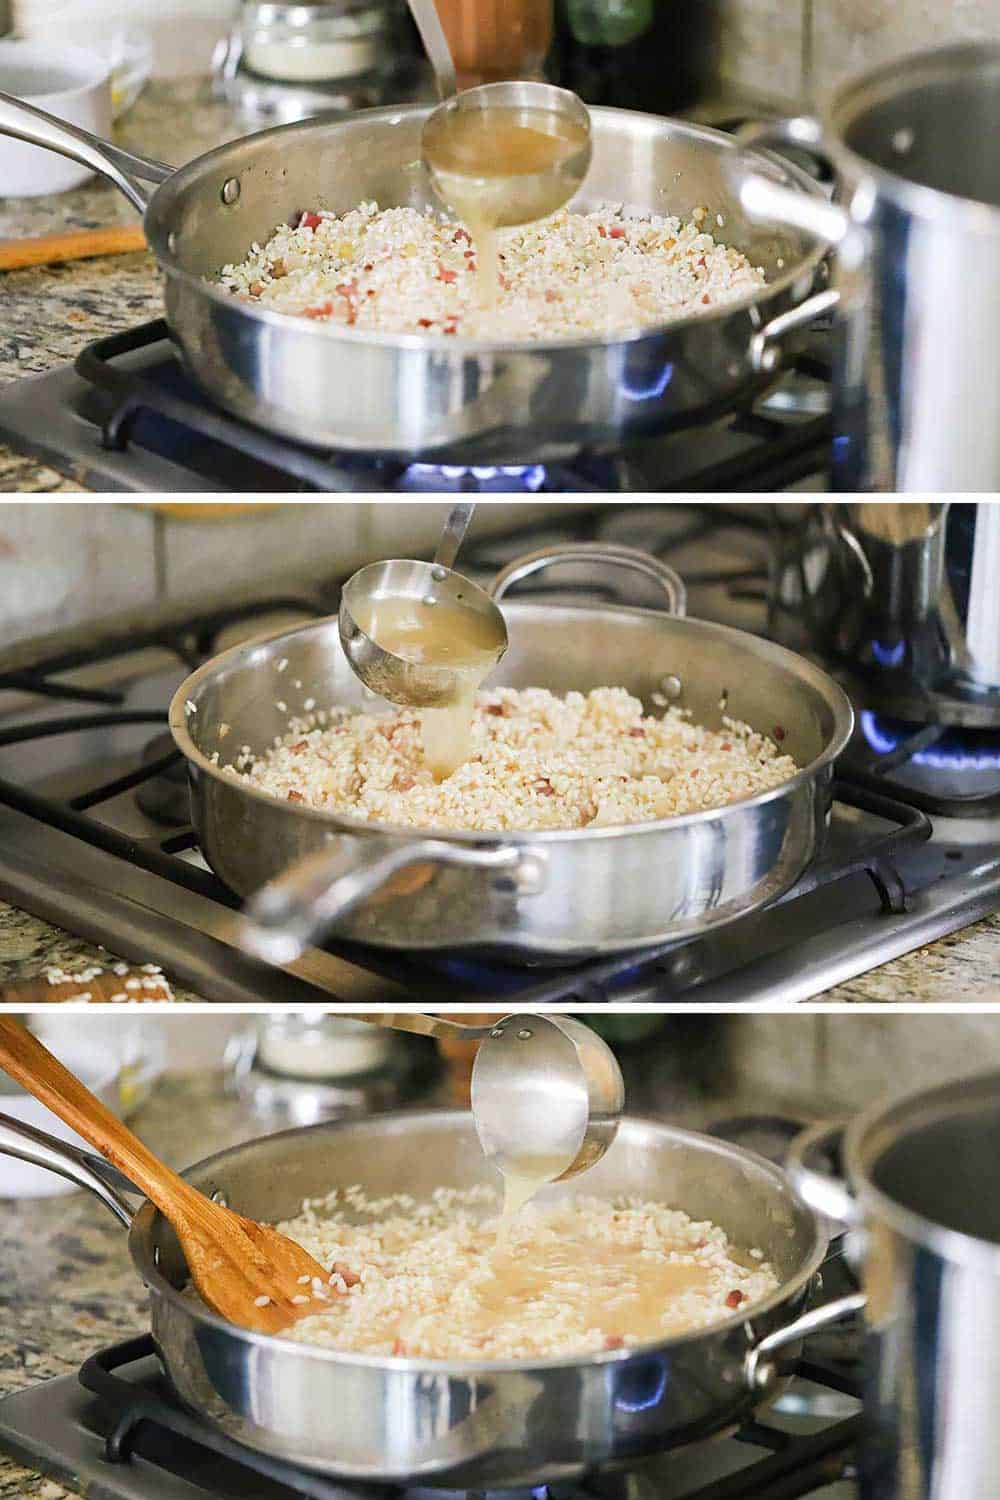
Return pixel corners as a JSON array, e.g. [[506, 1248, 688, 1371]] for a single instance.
[[167, 543, 854, 963], [0, 1107, 862, 1487], [0, 91, 831, 461]]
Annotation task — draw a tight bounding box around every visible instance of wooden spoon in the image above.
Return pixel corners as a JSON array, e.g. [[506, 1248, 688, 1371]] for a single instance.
[[0, 1017, 332, 1336]]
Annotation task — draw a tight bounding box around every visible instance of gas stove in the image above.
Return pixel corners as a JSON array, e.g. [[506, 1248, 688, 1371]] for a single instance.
[[0, 322, 831, 495], [0, 1336, 861, 1500], [2, 502, 1000, 1005]]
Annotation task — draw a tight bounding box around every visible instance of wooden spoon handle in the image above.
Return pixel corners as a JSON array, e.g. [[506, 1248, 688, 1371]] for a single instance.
[[0, 1017, 196, 1219], [0, 224, 147, 271]]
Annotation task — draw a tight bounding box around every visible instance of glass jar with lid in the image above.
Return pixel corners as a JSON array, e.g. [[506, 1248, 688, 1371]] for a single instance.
[[240, 0, 395, 83]]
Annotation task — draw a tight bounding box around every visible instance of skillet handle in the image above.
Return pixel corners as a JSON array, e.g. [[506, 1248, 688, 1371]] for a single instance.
[[0, 1111, 138, 1227], [491, 543, 687, 617], [236, 840, 542, 967], [0, 90, 172, 213]]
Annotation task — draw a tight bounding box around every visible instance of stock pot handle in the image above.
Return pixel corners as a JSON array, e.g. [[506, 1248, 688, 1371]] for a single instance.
[[491, 544, 686, 616], [786, 1118, 859, 1231], [731, 118, 859, 373], [0, 91, 172, 213], [734, 117, 851, 247], [237, 839, 541, 968], [0, 1111, 138, 1227]]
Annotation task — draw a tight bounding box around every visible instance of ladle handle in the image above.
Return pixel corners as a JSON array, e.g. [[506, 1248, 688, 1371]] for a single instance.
[[434, 503, 476, 571], [491, 543, 687, 617], [0, 1018, 202, 1224], [0, 90, 172, 213], [406, 0, 457, 99], [337, 1011, 496, 1040]]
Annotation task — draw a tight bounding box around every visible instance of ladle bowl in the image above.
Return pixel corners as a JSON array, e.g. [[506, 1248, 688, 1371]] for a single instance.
[[422, 79, 593, 229], [338, 557, 508, 709]]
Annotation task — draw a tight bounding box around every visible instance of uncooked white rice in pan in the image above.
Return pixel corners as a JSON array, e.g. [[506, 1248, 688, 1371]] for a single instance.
[[273, 1186, 780, 1360], [217, 202, 766, 341], [229, 687, 797, 833]]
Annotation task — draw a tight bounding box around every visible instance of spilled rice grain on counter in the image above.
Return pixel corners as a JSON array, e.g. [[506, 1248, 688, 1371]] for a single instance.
[[218, 202, 765, 340], [229, 686, 797, 832]]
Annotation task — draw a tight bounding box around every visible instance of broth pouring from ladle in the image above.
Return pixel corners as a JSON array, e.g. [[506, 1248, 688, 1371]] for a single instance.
[[339, 503, 508, 779], [422, 81, 593, 309]]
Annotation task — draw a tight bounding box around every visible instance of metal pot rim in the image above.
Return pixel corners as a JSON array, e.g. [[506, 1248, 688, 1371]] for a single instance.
[[844, 1067, 1000, 1268], [145, 103, 828, 351], [168, 599, 854, 846], [820, 40, 1000, 233], [130, 1107, 829, 1372]]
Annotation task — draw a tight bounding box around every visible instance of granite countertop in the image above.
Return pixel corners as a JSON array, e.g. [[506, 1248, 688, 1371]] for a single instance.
[[0, 1074, 294, 1500], [0, 80, 244, 493], [1, 891, 999, 1003]]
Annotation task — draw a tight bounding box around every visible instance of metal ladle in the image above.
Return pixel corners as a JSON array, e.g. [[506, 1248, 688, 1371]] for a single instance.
[[339, 503, 508, 708], [407, 0, 592, 227], [342, 1012, 624, 1188]]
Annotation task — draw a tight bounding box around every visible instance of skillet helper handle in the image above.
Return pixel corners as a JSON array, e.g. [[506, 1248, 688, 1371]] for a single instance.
[[744, 1291, 867, 1392], [0, 90, 172, 213], [491, 543, 687, 616], [237, 840, 540, 967], [0, 1110, 138, 1227]]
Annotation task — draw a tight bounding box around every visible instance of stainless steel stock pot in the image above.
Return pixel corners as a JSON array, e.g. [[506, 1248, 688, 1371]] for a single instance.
[[737, 42, 1000, 491], [790, 1069, 1000, 1499], [167, 544, 854, 964], [0, 1106, 857, 1487]]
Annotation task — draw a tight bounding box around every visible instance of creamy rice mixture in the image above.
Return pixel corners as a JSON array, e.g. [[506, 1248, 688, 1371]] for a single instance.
[[275, 1185, 780, 1359], [229, 686, 797, 833], [217, 202, 766, 340]]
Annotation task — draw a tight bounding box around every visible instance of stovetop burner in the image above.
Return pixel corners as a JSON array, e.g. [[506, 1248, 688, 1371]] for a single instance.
[[0, 1334, 862, 1500], [0, 321, 832, 494]]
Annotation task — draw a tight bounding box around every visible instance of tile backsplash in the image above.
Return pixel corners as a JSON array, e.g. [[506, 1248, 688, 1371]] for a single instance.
[[713, 0, 1000, 107], [0, 501, 569, 647]]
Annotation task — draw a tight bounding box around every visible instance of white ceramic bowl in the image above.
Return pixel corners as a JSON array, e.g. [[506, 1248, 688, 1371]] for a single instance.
[[0, 39, 112, 195], [0, 1032, 123, 1199]]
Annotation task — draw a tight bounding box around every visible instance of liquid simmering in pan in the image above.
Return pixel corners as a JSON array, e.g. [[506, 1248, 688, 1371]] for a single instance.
[[274, 1185, 781, 1359], [355, 595, 504, 779], [423, 104, 590, 308]]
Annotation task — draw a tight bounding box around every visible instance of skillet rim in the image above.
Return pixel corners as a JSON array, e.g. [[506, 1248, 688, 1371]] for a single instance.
[[168, 598, 855, 848], [142, 103, 830, 355], [131, 1107, 829, 1373]]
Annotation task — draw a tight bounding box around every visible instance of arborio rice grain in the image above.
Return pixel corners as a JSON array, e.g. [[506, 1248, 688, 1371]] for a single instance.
[[230, 686, 797, 833], [275, 1187, 780, 1360], [217, 202, 766, 341]]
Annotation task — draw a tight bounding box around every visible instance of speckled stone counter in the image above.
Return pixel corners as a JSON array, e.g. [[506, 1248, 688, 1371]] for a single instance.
[[0, 1074, 296, 1499], [0, 890, 998, 1003], [0, 81, 244, 493], [0, 900, 204, 1003]]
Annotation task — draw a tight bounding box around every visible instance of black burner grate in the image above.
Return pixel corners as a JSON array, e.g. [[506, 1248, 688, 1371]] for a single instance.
[[74, 1335, 860, 1500], [71, 321, 832, 495]]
